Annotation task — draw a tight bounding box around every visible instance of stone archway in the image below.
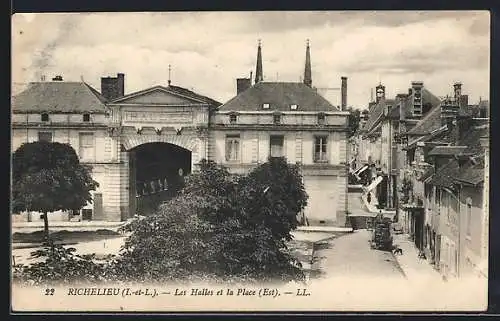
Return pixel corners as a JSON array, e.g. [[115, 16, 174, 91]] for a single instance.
[[127, 140, 193, 216]]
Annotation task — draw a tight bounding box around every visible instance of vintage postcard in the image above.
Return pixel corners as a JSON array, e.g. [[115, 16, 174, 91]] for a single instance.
[[11, 11, 490, 312]]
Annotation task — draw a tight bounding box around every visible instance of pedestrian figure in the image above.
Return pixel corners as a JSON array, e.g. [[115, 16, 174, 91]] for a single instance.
[[367, 192, 372, 204]]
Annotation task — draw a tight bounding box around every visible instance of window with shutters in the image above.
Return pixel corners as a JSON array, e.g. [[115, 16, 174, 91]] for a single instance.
[[269, 135, 284, 158], [314, 136, 328, 163], [38, 131, 53, 142], [79, 132, 95, 161], [225, 134, 240, 162]]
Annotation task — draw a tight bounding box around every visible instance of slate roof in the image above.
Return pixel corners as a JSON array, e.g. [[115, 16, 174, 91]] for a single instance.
[[429, 159, 460, 187], [12, 81, 108, 113], [218, 82, 340, 112]]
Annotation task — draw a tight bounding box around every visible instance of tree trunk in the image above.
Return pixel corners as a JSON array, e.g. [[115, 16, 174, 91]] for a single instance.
[[43, 211, 50, 240]]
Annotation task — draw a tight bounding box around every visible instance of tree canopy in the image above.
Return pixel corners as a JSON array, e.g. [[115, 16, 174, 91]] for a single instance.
[[114, 158, 307, 284], [12, 142, 99, 237]]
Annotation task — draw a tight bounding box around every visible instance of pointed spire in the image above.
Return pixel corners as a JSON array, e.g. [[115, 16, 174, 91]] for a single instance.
[[255, 39, 263, 84], [168, 64, 172, 86], [304, 39, 312, 87]]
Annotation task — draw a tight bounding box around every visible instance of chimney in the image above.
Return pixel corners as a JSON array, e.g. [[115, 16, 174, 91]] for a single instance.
[[52, 75, 63, 81], [117, 73, 125, 97], [236, 78, 251, 95], [453, 82, 462, 104], [460, 94, 469, 109], [341, 76, 347, 111], [411, 81, 424, 117], [101, 73, 125, 101]]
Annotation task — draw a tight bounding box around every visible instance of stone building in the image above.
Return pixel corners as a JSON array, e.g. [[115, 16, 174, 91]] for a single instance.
[[213, 41, 350, 226], [11, 42, 350, 227]]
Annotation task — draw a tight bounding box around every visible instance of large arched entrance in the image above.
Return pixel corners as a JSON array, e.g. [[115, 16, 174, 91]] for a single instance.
[[129, 142, 192, 216]]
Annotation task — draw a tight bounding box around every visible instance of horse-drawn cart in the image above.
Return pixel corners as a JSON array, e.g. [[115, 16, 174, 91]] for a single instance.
[[369, 215, 393, 251]]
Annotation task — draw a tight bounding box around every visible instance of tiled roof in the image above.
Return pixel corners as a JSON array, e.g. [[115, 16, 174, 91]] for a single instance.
[[407, 102, 479, 136], [12, 81, 108, 113], [362, 99, 395, 134], [429, 159, 460, 188], [406, 103, 442, 135], [218, 82, 340, 112], [455, 163, 484, 185], [458, 125, 489, 155]]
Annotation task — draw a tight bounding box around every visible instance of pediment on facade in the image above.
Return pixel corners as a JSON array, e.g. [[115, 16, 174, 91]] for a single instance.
[[109, 86, 208, 106]]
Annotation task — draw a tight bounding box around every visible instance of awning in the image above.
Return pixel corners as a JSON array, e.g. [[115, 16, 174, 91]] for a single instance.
[[365, 175, 383, 193]]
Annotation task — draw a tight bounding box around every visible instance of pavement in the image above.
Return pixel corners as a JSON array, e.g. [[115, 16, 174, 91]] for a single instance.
[[392, 233, 444, 284], [313, 229, 405, 279]]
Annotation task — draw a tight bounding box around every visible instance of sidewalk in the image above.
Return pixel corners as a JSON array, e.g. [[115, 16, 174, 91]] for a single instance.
[[392, 234, 444, 284]]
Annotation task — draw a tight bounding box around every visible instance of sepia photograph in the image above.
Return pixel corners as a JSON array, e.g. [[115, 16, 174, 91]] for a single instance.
[[10, 11, 490, 312]]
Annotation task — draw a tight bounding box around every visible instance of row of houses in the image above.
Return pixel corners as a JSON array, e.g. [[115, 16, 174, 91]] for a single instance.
[[354, 81, 489, 280]]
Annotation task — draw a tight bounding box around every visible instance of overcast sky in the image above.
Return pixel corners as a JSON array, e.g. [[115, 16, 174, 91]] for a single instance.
[[12, 11, 490, 108]]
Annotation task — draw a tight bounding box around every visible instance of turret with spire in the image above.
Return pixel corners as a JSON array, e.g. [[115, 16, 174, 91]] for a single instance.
[[304, 39, 312, 87], [255, 40, 263, 84]]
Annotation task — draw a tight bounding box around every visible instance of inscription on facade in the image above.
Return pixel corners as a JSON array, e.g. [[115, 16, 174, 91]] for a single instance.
[[124, 112, 193, 123]]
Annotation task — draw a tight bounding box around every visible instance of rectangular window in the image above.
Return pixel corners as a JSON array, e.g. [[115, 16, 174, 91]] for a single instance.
[[318, 113, 326, 125], [225, 134, 240, 162], [273, 114, 281, 124], [270, 135, 284, 158], [79, 132, 95, 161], [466, 201, 472, 237], [41, 113, 49, 122], [229, 114, 237, 124], [290, 104, 298, 110], [38, 131, 53, 142], [314, 136, 328, 163], [262, 103, 270, 109], [83, 113, 91, 122]]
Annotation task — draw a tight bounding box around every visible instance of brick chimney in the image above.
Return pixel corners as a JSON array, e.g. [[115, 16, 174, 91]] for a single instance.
[[341, 76, 347, 111], [101, 73, 125, 101], [236, 78, 251, 95], [411, 81, 424, 118]]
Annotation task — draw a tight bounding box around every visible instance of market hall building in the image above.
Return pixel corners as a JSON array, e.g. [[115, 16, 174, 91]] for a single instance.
[[11, 42, 350, 227]]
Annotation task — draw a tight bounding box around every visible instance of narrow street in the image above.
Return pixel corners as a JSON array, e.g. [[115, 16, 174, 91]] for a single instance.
[[312, 191, 405, 279], [314, 229, 405, 279]]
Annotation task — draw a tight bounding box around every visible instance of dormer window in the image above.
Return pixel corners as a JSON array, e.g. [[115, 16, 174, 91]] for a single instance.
[[262, 103, 270, 109], [229, 114, 237, 124], [273, 114, 281, 124], [318, 113, 326, 125], [41, 113, 49, 122], [290, 104, 298, 110], [83, 113, 90, 122]]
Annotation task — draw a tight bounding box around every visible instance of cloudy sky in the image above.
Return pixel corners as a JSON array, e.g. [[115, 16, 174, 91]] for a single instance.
[[12, 11, 489, 108]]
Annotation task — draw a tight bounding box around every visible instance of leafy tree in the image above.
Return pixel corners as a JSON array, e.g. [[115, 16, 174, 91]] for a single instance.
[[347, 107, 361, 137], [12, 142, 99, 239], [113, 158, 306, 284]]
